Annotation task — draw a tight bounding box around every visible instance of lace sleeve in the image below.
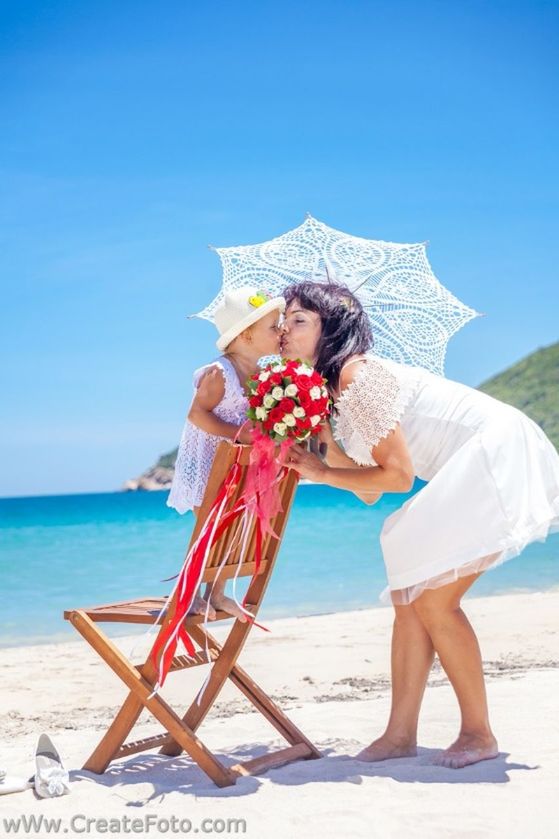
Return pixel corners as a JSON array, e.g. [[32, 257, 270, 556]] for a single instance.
[[333, 357, 416, 466]]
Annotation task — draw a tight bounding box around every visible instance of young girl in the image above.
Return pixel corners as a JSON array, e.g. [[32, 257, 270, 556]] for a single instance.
[[167, 286, 285, 621]]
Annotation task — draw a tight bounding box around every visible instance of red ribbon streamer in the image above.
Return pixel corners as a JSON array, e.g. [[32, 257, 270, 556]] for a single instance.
[[150, 455, 244, 686], [151, 433, 294, 689]]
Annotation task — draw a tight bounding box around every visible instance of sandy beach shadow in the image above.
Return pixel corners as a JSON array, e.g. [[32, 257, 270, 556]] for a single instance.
[[72, 753, 261, 803], [292, 747, 538, 787], [70, 743, 537, 801]]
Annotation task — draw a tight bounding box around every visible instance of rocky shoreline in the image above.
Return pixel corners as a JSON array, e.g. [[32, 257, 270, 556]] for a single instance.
[[122, 464, 174, 492]]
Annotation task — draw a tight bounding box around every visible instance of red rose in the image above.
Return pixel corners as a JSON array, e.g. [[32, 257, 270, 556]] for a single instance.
[[263, 418, 275, 431], [279, 397, 295, 413], [296, 375, 313, 391], [296, 416, 312, 430], [257, 380, 272, 396], [269, 407, 284, 423], [298, 391, 312, 409], [310, 423, 322, 435], [310, 370, 323, 385], [269, 372, 283, 386], [311, 398, 328, 415], [249, 396, 261, 408]]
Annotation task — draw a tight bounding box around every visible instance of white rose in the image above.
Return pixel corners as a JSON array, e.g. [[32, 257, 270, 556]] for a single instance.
[[271, 386, 284, 400], [283, 413, 296, 427], [285, 383, 298, 397], [295, 364, 312, 376], [310, 415, 321, 427], [259, 371, 271, 382], [310, 386, 321, 400], [273, 422, 287, 436], [293, 406, 305, 418], [321, 387, 328, 398], [263, 394, 275, 409], [255, 407, 268, 420]]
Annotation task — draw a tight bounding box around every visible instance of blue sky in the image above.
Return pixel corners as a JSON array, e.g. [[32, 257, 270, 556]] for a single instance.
[[1, 0, 558, 497]]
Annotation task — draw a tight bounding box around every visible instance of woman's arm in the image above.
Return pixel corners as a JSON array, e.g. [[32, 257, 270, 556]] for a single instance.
[[317, 421, 355, 468], [187, 367, 252, 444], [317, 422, 384, 505], [293, 357, 415, 498], [288, 425, 415, 495]]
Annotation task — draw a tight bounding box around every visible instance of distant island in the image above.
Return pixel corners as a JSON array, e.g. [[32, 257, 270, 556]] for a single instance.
[[123, 341, 559, 491]]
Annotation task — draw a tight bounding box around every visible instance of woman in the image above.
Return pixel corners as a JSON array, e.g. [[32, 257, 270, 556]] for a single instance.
[[281, 281, 559, 769]]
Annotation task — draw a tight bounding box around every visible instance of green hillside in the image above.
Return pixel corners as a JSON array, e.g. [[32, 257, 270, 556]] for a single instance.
[[156, 449, 177, 469], [478, 341, 559, 450]]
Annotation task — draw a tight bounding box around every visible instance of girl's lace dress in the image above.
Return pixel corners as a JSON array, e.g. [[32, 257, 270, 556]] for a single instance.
[[167, 356, 248, 514]]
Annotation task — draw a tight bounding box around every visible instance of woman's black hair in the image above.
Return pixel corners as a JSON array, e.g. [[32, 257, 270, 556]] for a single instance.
[[283, 281, 373, 395]]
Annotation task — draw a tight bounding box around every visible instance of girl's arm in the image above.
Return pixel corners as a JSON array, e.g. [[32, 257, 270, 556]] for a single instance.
[[187, 367, 252, 444], [288, 425, 415, 495]]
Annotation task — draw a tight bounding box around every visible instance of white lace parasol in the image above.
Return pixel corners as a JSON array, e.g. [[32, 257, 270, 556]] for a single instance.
[[195, 214, 480, 375]]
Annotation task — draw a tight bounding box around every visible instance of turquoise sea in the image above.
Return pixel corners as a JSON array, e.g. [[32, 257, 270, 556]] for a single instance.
[[1, 483, 558, 647]]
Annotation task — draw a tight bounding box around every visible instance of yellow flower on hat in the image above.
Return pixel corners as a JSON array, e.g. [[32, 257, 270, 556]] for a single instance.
[[248, 290, 270, 308]]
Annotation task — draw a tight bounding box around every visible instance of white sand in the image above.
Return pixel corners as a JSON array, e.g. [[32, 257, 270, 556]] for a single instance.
[[1, 590, 558, 838]]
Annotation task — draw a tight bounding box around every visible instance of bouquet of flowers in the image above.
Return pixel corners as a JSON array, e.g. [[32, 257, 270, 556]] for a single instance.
[[246, 358, 331, 442]]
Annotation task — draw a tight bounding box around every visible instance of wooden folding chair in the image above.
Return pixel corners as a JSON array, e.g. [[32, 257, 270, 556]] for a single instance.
[[64, 441, 321, 787]]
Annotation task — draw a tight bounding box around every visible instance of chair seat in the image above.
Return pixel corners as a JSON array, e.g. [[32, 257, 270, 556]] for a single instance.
[[63, 598, 255, 626]]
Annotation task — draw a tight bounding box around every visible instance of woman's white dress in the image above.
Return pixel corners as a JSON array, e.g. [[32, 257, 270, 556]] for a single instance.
[[333, 353, 559, 604]]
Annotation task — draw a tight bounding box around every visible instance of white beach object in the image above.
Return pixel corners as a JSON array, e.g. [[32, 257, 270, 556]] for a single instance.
[[0, 770, 33, 795], [33, 734, 70, 798], [196, 214, 480, 376]]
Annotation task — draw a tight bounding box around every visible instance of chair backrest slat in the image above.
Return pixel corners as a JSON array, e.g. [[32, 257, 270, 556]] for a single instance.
[[184, 442, 294, 583]]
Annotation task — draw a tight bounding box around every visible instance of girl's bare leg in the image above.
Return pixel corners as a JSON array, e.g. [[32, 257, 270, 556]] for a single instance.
[[191, 507, 246, 622], [356, 603, 435, 761], [412, 565, 499, 768], [188, 593, 216, 619], [203, 580, 248, 622]]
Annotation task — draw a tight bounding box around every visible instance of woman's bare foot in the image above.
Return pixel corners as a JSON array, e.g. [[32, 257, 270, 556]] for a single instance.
[[187, 595, 216, 621], [354, 733, 417, 762], [434, 732, 498, 769], [209, 593, 248, 622]]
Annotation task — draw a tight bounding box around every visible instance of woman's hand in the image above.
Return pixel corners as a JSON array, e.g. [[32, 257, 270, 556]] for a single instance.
[[313, 420, 338, 451], [286, 443, 329, 482], [314, 419, 354, 468], [317, 420, 335, 447]]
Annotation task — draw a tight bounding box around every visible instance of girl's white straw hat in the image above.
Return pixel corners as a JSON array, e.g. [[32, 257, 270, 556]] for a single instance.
[[214, 287, 285, 351]]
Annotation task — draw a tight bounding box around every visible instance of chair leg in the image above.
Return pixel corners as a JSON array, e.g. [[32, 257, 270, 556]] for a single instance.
[[84, 692, 145, 774], [160, 624, 321, 761], [84, 632, 164, 772], [69, 611, 236, 788], [195, 626, 321, 757], [228, 665, 320, 756], [159, 619, 255, 757]]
